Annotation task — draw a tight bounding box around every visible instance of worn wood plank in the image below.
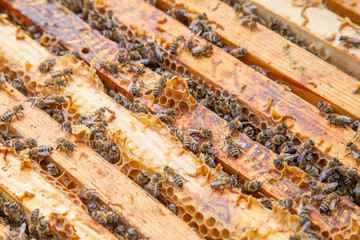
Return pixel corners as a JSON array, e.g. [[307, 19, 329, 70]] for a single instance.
[[326, 0, 360, 26]]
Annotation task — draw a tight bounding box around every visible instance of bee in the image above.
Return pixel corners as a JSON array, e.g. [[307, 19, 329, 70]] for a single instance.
[[202, 31, 221, 45], [44, 77, 67, 91], [273, 154, 296, 168], [153, 75, 168, 98], [128, 75, 146, 97], [170, 36, 185, 54], [317, 101, 332, 114], [277, 141, 294, 155], [339, 35, 360, 49], [146, 172, 163, 197], [154, 109, 176, 122], [51, 68, 73, 81], [269, 17, 280, 30], [296, 140, 314, 163], [353, 182, 360, 204], [168, 204, 178, 215], [188, 125, 212, 138], [298, 195, 311, 227], [280, 24, 290, 36], [260, 198, 273, 210], [199, 141, 213, 154], [263, 123, 287, 138], [10, 222, 27, 240], [229, 119, 249, 132], [352, 119, 360, 140], [326, 114, 352, 128], [129, 102, 150, 114], [239, 14, 263, 31], [241, 179, 262, 193], [210, 172, 239, 194], [39, 57, 56, 73], [82, 188, 98, 202], [311, 182, 339, 196], [108, 145, 120, 164], [125, 228, 138, 240], [100, 60, 119, 78], [6, 138, 25, 151], [192, 45, 213, 58], [318, 192, 340, 213], [1, 105, 24, 124], [114, 225, 126, 239], [203, 153, 217, 168], [177, 130, 199, 152], [278, 198, 294, 212], [244, 126, 256, 140], [164, 166, 186, 187], [29, 145, 54, 158], [11, 78, 27, 95], [128, 50, 142, 61], [194, 84, 206, 99], [46, 163, 59, 177], [44, 94, 66, 106], [56, 137, 74, 155], [27, 94, 46, 109], [186, 34, 199, 50], [3, 201, 24, 224], [52, 109, 65, 123], [29, 208, 39, 237], [166, 7, 190, 21], [271, 134, 287, 146], [38, 219, 54, 239], [90, 121, 108, 136], [229, 45, 247, 58], [116, 48, 128, 64], [345, 142, 360, 162], [135, 170, 149, 186], [61, 120, 72, 133], [305, 165, 320, 178], [148, 42, 164, 63], [223, 135, 243, 158]]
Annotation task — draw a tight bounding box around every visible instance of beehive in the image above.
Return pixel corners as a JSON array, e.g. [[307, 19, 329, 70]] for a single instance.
[[0, 0, 360, 239]]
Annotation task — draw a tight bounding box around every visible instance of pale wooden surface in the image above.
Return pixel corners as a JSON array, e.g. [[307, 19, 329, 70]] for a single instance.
[[0, 20, 294, 239], [326, 0, 360, 25], [0, 150, 117, 240]]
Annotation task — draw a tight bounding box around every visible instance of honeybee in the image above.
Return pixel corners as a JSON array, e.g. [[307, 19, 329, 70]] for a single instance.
[[108, 145, 120, 164], [44, 94, 66, 106], [164, 165, 186, 187], [305, 165, 320, 178], [199, 141, 213, 154], [277, 141, 294, 155], [192, 45, 213, 58], [135, 170, 149, 186], [128, 75, 146, 97], [166, 7, 190, 21], [319, 192, 340, 213], [352, 119, 360, 140], [278, 198, 294, 212], [114, 225, 126, 239], [44, 77, 67, 91], [229, 45, 247, 58], [263, 123, 287, 138], [188, 125, 212, 139], [269, 17, 280, 30], [223, 135, 243, 158], [168, 204, 178, 215], [353, 182, 360, 204], [56, 137, 74, 155], [126, 61, 146, 75], [280, 24, 290, 36], [81, 188, 98, 202], [177, 130, 199, 152], [6, 138, 25, 151], [89, 121, 108, 136], [46, 163, 59, 177], [39, 57, 56, 73], [241, 179, 262, 193], [1, 105, 24, 124], [29, 145, 54, 159], [129, 102, 150, 114], [148, 42, 164, 63], [326, 114, 352, 128], [29, 208, 39, 237], [296, 140, 314, 163], [260, 198, 273, 210], [186, 34, 199, 50], [345, 142, 360, 162], [271, 134, 287, 146], [3, 201, 24, 224], [170, 36, 185, 54], [62, 120, 73, 133], [317, 101, 332, 114], [229, 119, 249, 132], [244, 126, 256, 140], [264, 140, 276, 152], [116, 48, 128, 64], [210, 172, 239, 194], [51, 68, 73, 81], [298, 195, 311, 227], [100, 60, 119, 78], [311, 182, 339, 196], [128, 50, 142, 61], [153, 76, 168, 98], [203, 152, 217, 168], [239, 14, 263, 31], [146, 172, 163, 197], [273, 154, 296, 168], [154, 109, 176, 122], [10, 222, 27, 240], [27, 94, 46, 109], [339, 35, 360, 49], [202, 31, 221, 45], [125, 228, 138, 240]]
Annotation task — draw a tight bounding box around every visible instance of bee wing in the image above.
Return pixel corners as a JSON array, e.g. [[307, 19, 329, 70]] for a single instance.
[[319, 168, 332, 182], [187, 128, 201, 134], [38, 151, 50, 156], [298, 202, 304, 214], [167, 176, 175, 183], [235, 141, 246, 149], [62, 110, 69, 121], [325, 182, 339, 191], [329, 199, 338, 210], [297, 150, 307, 163], [19, 222, 26, 236], [136, 58, 151, 65], [298, 221, 310, 234], [313, 194, 327, 201], [189, 19, 201, 30], [43, 99, 56, 104], [353, 185, 360, 193]]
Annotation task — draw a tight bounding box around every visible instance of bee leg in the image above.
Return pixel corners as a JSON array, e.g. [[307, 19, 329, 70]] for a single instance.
[[8, 115, 13, 124], [220, 185, 225, 196], [14, 112, 20, 120]]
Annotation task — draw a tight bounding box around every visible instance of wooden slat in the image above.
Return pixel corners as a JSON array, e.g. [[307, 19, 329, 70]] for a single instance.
[[0, 223, 9, 239], [326, 0, 360, 26], [156, 0, 360, 119], [0, 0, 347, 231], [0, 149, 116, 240], [253, 0, 360, 74], [0, 21, 295, 240]]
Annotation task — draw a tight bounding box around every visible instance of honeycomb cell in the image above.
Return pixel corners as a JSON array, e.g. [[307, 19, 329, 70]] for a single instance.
[[199, 224, 208, 235], [164, 58, 171, 68], [181, 196, 192, 203], [24, 75, 31, 83], [298, 181, 310, 191], [350, 235, 360, 240], [167, 99, 176, 109], [343, 230, 351, 238], [28, 81, 37, 91], [318, 158, 327, 168], [183, 213, 192, 223], [260, 122, 267, 130], [185, 205, 196, 214], [67, 181, 77, 190], [188, 221, 199, 231], [129, 160, 140, 169], [173, 91, 183, 101], [221, 228, 230, 239], [334, 234, 344, 240], [177, 65, 185, 75], [166, 187, 173, 197], [39, 34, 51, 47], [268, 178, 278, 185], [160, 96, 167, 105], [165, 88, 173, 97], [291, 176, 301, 185], [128, 169, 139, 180], [179, 101, 189, 113], [210, 227, 220, 238], [170, 62, 177, 72], [241, 107, 250, 116], [194, 212, 204, 223], [67, 192, 77, 199], [269, 169, 281, 179], [205, 217, 216, 227]]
